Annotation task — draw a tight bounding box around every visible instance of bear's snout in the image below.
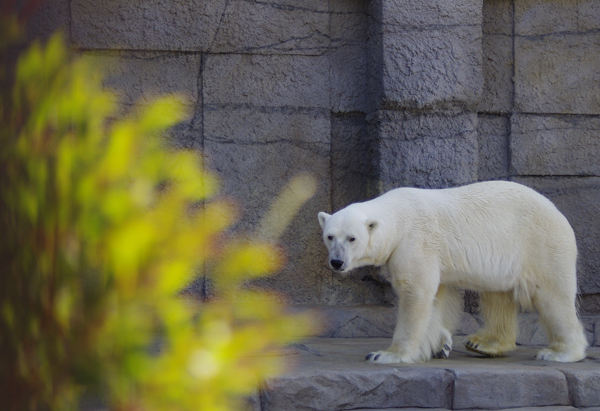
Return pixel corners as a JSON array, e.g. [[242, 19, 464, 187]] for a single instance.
[[330, 260, 344, 271]]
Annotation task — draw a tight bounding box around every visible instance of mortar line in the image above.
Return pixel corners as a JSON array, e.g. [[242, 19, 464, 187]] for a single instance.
[[508, 0, 516, 179]]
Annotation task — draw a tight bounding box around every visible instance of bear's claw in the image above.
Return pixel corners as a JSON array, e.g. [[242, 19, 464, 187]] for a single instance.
[[432, 343, 451, 359], [464, 339, 504, 357]]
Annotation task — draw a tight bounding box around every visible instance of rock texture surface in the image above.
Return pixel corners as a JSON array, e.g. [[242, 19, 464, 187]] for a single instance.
[[254, 337, 600, 411], [27, 0, 600, 309]]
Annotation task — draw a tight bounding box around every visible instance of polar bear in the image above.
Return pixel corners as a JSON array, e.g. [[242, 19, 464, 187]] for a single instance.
[[318, 181, 588, 363]]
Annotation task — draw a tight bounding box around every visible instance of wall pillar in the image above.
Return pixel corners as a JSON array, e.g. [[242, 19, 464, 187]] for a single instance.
[[368, 0, 484, 190]]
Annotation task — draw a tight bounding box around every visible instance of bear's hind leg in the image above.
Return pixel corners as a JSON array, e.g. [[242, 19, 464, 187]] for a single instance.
[[533, 287, 587, 362], [465, 291, 517, 356]]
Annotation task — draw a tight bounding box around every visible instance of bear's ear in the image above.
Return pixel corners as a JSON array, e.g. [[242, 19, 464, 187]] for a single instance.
[[367, 220, 378, 232], [318, 212, 331, 229]]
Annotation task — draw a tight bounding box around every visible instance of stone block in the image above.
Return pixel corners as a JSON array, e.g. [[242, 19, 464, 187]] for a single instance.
[[514, 0, 600, 35], [515, 0, 579, 36], [517, 314, 549, 346], [580, 294, 600, 316], [452, 368, 569, 409], [380, 25, 483, 110], [330, 0, 368, 40], [209, 0, 329, 55], [203, 54, 329, 108], [319, 262, 395, 306], [560, 368, 600, 407], [373, 110, 478, 190], [515, 34, 600, 115], [262, 368, 454, 410], [483, 0, 513, 35], [456, 312, 481, 335], [596, 318, 600, 346], [480, 34, 513, 113], [331, 113, 377, 210], [579, 0, 600, 31], [510, 114, 600, 176], [24, 0, 70, 41], [511, 177, 600, 295], [203, 106, 330, 304], [330, 44, 368, 113], [477, 115, 509, 180], [87, 51, 200, 107], [71, 0, 228, 51], [319, 110, 395, 304], [329, 5, 369, 113], [310, 305, 396, 338], [379, 0, 482, 27]]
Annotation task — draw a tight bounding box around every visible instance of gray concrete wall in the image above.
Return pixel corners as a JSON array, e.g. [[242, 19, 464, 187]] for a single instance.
[[27, 0, 600, 312]]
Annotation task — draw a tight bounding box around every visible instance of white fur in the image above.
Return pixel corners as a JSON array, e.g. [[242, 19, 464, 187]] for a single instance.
[[318, 181, 588, 364]]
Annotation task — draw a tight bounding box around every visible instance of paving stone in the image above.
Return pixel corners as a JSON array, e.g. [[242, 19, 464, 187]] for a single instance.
[[203, 54, 329, 109], [71, 0, 228, 51], [477, 114, 509, 181], [258, 337, 600, 411], [511, 178, 600, 295], [262, 367, 454, 410], [559, 368, 600, 407], [209, 0, 329, 55], [515, 34, 600, 115], [510, 114, 600, 176], [453, 367, 570, 409], [477, 407, 578, 411]]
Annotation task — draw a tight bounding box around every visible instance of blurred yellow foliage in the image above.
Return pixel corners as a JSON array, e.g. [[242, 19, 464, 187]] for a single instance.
[[0, 19, 315, 411]]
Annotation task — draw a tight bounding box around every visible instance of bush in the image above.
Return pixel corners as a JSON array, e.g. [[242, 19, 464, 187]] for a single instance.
[[0, 20, 315, 411]]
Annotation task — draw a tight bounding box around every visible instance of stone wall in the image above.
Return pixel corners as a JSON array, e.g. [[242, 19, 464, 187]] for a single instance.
[[27, 0, 600, 312]]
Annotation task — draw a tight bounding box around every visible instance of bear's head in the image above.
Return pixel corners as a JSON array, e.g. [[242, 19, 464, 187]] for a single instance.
[[318, 209, 378, 272]]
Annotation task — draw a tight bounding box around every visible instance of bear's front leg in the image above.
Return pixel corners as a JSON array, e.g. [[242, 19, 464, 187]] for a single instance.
[[366, 270, 439, 364]]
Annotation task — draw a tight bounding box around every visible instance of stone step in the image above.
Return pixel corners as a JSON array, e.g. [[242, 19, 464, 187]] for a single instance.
[[289, 305, 600, 347], [252, 337, 600, 411]]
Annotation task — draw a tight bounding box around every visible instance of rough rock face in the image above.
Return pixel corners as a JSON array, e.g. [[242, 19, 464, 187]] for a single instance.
[[28, 0, 600, 309], [253, 336, 600, 411]]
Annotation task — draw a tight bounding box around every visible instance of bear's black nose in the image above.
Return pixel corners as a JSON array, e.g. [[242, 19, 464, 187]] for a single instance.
[[330, 260, 344, 270]]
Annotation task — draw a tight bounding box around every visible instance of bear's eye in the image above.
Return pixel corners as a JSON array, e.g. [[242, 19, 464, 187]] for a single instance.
[[327, 235, 333, 241], [349, 237, 356, 242]]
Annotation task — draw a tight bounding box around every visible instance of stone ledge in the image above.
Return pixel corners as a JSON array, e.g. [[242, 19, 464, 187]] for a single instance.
[[255, 337, 600, 411], [289, 305, 600, 346]]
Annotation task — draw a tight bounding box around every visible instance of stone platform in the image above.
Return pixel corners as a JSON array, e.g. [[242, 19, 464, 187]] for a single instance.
[[253, 337, 600, 411], [248, 306, 600, 411]]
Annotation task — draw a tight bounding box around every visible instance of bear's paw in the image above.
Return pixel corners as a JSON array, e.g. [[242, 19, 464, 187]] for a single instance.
[[535, 348, 586, 363], [464, 335, 515, 357], [432, 343, 452, 359], [365, 350, 419, 364]]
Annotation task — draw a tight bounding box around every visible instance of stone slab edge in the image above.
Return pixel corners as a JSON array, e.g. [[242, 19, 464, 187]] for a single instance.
[[289, 305, 599, 346]]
